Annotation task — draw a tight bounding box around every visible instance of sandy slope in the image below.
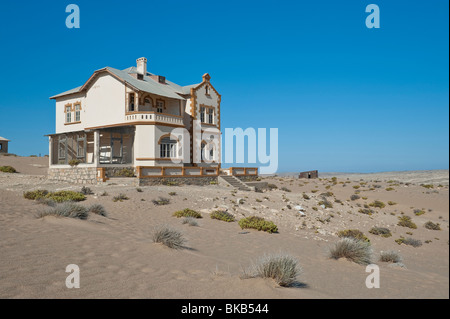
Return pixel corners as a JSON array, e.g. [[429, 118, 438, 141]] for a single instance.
[[0, 156, 448, 298]]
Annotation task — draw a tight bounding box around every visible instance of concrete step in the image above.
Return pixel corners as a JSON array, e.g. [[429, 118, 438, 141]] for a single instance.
[[218, 175, 253, 191]]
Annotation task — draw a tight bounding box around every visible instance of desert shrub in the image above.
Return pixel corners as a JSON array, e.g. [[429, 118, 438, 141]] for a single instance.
[[395, 237, 422, 247], [320, 192, 334, 197], [350, 194, 360, 201], [36, 197, 57, 207], [388, 201, 397, 206], [100, 191, 108, 196], [88, 204, 107, 217], [369, 227, 392, 238], [151, 225, 186, 249], [238, 216, 278, 233], [152, 197, 170, 206], [210, 210, 235, 222], [173, 208, 202, 219], [113, 193, 129, 202], [181, 217, 199, 226], [397, 216, 417, 229], [337, 229, 370, 243], [280, 187, 291, 192], [115, 168, 135, 177], [80, 186, 93, 195], [243, 253, 301, 287], [46, 191, 86, 203], [358, 208, 375, 215], [136, 188, 143, 193], [420, 184, 434, 189], [379, 250, 402, 263], [164, 180, 179, 186], [0, 165, 17, 173], [311, 189, 319, 193], [328, 238, 372, 265], [424, 221, 441, 230], [369, 200, 386, 209], [37, 202, 89, 220], [312, 207, 318, 211], [353, 185, 360, 189], [168, 192, 177, 196], [23, 189, 49, 200], [413, 209, 425, 216], [302, 194, 310, 200], [267, 184, 278, 190], [385, 187, 395, 191], [318, 198, 333, 209], [68, 159, 81, 167]]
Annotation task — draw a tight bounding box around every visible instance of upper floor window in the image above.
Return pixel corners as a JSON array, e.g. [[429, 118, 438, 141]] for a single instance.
[[200, 106, 205, 123], [129, 93, 135, 112], [65, 105, 72, 123], [205, 85, 210, 95], [74, 103, 81, 122], [156, 100, 164, 113], [208, 108, 214, 124]]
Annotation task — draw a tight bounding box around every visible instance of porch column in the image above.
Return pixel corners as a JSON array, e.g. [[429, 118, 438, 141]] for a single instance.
[[94, 130, 100, 166], [48, 136, 53, 166]]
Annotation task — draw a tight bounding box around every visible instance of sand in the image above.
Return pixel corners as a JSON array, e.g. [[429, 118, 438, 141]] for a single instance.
[[0, 155, 448, 298]]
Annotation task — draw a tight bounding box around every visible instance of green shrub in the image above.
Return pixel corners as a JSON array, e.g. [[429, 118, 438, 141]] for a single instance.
[[350, 194, 360, 201], [173, 208, 202, 219], [152, 224, 186, 249], [68, 159, 82, 167], [210, 210, 235, 222], [369, 227, 392, 238], [318, 198, 333, 209], [397, 216, 417, 229], [168, 192, 177, 196], [413, 209, 425, 216], [238, 216, 278, 233], [337, 229, 370, 243], [395, 237, 422, 247], [46, 191, 86, 203], [369, 200, 386, 209], [358, 208, 375, 215], [116, 168, 135, 177], [113, 193, 129, 202], [281, 187, 291, 192], [0, 165, 17, 173], [328, 238, 372, 265], [23, 189, 49, 200], [420, 184, 434, 189], [152, 197, 170, 206], [37, 202, 89, 220], [385, 187, 395, 191], [424, 221, 441, 230], [302, 193, 310, 200], [388, 201, 397, 206]]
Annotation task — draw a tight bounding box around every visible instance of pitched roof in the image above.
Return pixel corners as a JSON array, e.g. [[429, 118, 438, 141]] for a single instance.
[[50, 66, 201, 100], [0, 136, 10, 141]]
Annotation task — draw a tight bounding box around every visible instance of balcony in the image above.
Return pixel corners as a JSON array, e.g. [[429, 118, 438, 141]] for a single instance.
[[125, 111, 183, 126]]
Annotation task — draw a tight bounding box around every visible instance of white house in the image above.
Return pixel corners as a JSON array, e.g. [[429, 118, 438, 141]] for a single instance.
[[47, 57, 257, 184]]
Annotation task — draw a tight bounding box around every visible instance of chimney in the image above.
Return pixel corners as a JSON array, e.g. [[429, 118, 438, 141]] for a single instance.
[[136, 57, 147, 77]]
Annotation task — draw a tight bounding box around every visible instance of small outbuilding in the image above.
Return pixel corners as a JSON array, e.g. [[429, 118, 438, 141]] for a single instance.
[[0, 136, 10, 154], [299, 170, 318, 179]]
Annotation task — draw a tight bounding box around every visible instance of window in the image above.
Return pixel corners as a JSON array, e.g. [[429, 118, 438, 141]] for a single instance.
[[76, 134, 86, 158], [74, 104, 81, 122], [160, 137, 176, 158], [144, 98, 152, 107], [58, 136, 67, 159], [200, 106, 205, 123], [65, 105, 72, 123], [205, 85, 210, 95], [129, 93, 135, 112], [208, 108, 214, 124], [156, 100, 164, 113]]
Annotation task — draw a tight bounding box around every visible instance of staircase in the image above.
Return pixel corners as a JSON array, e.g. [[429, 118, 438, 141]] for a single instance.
[[219, 175, 253, 191]]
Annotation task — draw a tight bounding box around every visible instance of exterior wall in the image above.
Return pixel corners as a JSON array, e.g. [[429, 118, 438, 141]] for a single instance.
[[299, 170, 319, 179], [55, 73, 126, 134], [0, 141, 8, 153], [48, 167, 98, 184]]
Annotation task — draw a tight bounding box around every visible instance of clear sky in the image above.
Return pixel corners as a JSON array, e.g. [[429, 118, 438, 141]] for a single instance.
[[0, 0, 448, 173]]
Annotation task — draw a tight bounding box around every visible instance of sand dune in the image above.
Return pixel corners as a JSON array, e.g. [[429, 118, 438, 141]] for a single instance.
[[0, 156, 448, 298]]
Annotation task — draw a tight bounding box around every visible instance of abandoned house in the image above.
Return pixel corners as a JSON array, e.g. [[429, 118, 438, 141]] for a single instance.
[[299, 170, 319, 179], [0, 136, 10, 154], [47, 57, 257, 185]]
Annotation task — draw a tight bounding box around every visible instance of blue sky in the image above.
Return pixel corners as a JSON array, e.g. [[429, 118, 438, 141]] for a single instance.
[[0, 0, 448, 173]]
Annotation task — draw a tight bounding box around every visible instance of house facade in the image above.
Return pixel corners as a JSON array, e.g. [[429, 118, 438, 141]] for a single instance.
[[47, 58, 257, 184], [0, 136, 9, 154]]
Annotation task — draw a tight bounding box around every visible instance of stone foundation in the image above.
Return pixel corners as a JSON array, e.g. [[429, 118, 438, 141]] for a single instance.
[[104, 166, 135, 178], [138, 176, 218, 186], [48, 167, 98, 184]]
